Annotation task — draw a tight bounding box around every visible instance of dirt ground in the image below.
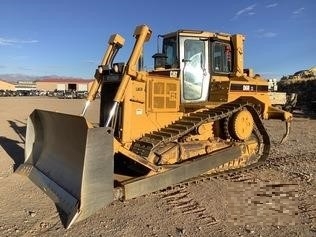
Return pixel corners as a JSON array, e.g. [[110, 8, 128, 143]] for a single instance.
[[0, 97, 315, 237]]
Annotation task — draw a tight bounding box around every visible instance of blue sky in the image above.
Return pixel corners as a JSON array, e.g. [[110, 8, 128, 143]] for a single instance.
[[0, 0, 315, 79]]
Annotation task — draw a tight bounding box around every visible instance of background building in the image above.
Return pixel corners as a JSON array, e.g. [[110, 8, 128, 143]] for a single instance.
[[15, 81, 37, 91], [0, 77, 94, 94], [35, 78, 93, 92]]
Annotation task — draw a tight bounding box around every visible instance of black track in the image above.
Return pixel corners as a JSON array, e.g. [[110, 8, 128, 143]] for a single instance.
[[130, 101, 270, 163]]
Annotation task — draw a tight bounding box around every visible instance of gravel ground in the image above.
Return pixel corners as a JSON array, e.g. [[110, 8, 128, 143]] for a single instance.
[[0, 97, 315, 237]]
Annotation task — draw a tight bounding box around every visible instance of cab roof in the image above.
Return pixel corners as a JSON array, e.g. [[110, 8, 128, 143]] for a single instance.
[[162, 29, 242, 41]]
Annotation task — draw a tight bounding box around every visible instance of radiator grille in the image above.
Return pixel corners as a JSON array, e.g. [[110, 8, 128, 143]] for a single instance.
[[148, 79, 179, 112]]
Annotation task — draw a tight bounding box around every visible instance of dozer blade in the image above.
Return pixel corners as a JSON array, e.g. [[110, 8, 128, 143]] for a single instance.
[[16, 109, 114, 228]]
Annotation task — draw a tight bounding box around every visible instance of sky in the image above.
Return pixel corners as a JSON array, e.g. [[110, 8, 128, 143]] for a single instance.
[[0, 0, 315, 79]]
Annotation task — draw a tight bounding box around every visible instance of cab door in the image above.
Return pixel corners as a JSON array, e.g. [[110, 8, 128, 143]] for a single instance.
[[179, 37, 210, 103]]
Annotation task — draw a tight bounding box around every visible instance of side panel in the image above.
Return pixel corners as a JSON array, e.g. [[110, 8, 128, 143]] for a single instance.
[[209, 80, 230, 102], [120, 76, 183, 144]]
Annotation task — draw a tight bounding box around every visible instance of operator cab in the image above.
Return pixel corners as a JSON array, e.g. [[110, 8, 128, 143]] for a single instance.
[[154, 30, 234, 104]]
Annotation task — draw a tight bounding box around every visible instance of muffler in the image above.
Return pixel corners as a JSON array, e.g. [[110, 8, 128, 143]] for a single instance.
[[16, 109, 114, 228]]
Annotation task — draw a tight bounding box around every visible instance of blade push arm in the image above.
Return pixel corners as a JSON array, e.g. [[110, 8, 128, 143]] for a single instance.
[[81, 34, 125, 116], [105, 25, 152, 127]]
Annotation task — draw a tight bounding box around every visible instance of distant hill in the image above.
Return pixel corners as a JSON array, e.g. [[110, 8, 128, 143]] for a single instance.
[[0, 74, 89, 82]]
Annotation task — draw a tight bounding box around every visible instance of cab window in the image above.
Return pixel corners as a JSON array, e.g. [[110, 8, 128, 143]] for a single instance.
[[163, 37, 178, 68], [212, 42, 232, 73], [183, 39, 205, 100]]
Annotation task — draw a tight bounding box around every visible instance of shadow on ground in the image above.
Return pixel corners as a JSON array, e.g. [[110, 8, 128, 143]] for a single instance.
[[293, 108, 316, 120], [0, 120, 26, 171]]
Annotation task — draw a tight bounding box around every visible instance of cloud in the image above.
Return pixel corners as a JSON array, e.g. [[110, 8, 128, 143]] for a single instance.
[[266, 3, 278, 8], [10, 55, 28, 60], [292, 7, 304, 15], [84, 60, 98, 65], [0, 37, 39, 46], [255, 29, 277, 38], [233, 4, 256, 19], [18, 66, 32, 71], [262, 32, 277, 38]]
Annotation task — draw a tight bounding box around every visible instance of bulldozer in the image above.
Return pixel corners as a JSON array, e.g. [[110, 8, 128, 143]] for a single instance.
[[17, 25, 293, 228]]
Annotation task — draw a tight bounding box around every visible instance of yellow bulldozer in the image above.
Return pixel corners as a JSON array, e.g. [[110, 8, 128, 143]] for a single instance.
[[17, 25, 292, 228]]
